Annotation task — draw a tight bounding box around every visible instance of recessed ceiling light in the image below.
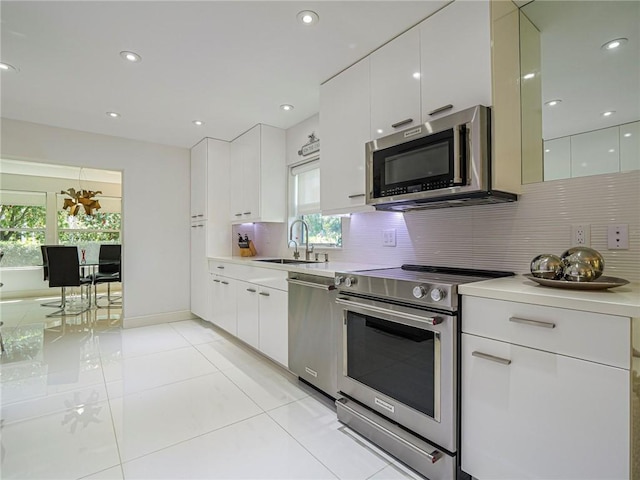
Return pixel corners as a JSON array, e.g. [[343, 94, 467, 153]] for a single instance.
[[412, 72, 421, 80], [120, 51, 142, 63], [545, 149, 550, 153], [0, 62, 17, 72], [623, 132, 632, 138], [280, 104, 294, 111], [376, 129, 384, 134], [601, 38, 628, 51], [602, 110, 616, 117], [297, 10, 319, 26], [608, 148, 616, 153], [106, 112, 120, 118], [523, 72, 535, 80], [192, 120, 204, 126], [545, 99, 562, 107]]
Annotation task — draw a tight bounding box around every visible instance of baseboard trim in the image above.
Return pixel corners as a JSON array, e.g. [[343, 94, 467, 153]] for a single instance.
[[123, 310, 196, 329]]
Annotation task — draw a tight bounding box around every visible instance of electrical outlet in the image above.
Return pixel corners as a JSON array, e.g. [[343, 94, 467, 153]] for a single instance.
[[607, 224, 629, 249], [571, 224, 590, 246], [382, 229, 396, 247]]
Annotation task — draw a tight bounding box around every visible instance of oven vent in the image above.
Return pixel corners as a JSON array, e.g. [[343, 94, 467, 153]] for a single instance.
[[373, 190, 517, 212]]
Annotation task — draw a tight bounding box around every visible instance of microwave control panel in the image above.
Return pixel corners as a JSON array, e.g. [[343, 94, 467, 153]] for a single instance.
[[381, 180, 457, 197]]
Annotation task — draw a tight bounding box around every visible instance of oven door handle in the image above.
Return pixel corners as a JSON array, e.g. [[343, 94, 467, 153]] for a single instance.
[[336, 297, 443, 326]]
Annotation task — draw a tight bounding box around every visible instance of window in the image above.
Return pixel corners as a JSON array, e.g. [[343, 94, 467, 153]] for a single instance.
[[0, 189, 121, 267], [0, 190, 47, 267], [57, 194, 121, 264], [290, 159, 342, 248]]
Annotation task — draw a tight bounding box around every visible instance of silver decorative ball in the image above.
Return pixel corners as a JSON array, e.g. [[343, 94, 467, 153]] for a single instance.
[[563, 261, 597, 282], [560, 247, 604, 279], [530, 254, 564, 279]]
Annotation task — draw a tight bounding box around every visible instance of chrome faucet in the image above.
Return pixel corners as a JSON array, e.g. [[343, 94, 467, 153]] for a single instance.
[[287, 239, 300, 260], [289, 219, 314, 261]]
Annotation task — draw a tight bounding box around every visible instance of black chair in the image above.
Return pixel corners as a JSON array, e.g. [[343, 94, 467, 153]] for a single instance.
[[40, 245, 63, 308], [45, 246, 93, 317], [92, 244, 121, 308]]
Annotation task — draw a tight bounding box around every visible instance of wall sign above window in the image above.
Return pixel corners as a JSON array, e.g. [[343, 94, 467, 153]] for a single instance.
[[298, 133, 320, 157]]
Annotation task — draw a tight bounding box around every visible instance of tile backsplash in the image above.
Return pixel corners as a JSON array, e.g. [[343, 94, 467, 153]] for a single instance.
[[317, 171, 640, 282]]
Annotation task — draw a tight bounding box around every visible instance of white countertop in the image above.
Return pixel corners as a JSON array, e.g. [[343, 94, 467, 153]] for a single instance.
[[459, 275, 640, 318], [208, 256, 391, 278]]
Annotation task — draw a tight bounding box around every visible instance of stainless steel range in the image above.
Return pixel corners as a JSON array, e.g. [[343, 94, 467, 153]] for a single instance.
[[334, 265, 512, 480]]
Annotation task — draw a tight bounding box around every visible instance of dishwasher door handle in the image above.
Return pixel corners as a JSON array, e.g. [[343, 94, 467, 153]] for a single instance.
[[286, 278, 336, 291]]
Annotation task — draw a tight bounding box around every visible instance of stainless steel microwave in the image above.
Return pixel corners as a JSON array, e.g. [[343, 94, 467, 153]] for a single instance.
[[365, 105, 517, 211]]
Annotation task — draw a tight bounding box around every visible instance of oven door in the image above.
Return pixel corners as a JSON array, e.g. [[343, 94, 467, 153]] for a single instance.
[[336, 294, 456, 453]]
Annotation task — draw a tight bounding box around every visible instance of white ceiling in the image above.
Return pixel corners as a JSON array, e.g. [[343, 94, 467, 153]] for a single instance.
[[0, 1, 448, 149]]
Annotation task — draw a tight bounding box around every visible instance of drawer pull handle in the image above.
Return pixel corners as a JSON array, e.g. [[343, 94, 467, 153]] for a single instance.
[[391, 118, 413, 129], [428, 104, 454, 116], [509, 316, 556, 329], [472, 351, 511, 365], [348, 193, 365, 199], [221, 281, 229, 285], [246, 288, 257, 293], [243, 212, 252, 215], [235, 213, 243, 217], [259, 292, 270, 297], [213, 279, 221, 283], [217, 266, 225, 269]]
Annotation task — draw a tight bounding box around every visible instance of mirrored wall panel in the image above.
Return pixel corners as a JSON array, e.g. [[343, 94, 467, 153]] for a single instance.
[[520, 1, 640, 182]]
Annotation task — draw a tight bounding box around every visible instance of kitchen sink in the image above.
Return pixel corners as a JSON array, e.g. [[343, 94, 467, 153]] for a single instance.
[[256, 258, 319, 265]]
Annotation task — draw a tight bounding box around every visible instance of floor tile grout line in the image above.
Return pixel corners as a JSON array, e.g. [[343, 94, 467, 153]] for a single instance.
[[264, 406, 341, 480], [118, 410, 267, 467], [104, 369, 229, 401], [97, 339, 127, 480]]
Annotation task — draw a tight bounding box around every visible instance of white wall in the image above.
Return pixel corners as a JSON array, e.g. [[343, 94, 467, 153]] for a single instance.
[[1, 118, 191, 327]]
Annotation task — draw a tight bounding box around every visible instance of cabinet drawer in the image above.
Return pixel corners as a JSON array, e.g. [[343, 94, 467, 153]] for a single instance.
[[462, 296, 630, 368], [209, 262, 287, 290]]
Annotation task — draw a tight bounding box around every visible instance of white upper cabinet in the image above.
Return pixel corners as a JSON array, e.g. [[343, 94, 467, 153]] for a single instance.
[[320, 58, 374, 215], [420, 0, 492, 120], [190, 138, 207, 221], [370, 27, 422, 140], [229, 124, 286, 223]]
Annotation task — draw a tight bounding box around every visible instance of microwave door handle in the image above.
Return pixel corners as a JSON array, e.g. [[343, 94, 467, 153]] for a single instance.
[[453, 125, 463, 184]]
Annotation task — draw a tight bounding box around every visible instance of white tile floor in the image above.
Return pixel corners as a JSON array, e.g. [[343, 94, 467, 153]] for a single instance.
[[0, 297, 423, 480]]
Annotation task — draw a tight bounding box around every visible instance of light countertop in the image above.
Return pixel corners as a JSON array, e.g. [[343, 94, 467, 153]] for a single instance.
[[208, 256, 391, 278], [459, 275, 640, 318]]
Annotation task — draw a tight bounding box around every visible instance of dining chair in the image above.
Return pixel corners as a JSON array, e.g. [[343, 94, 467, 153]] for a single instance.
[[40, 245, 64, 308], [45, 246, 93, 317], [92, 244, 121, 308]]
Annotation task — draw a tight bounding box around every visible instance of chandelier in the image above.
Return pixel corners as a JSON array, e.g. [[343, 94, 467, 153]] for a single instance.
[[60, 188, 102, 216]]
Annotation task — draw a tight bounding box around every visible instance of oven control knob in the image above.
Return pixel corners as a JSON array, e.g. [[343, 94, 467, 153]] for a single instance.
[[334, 276, 344, 287], [430, 288, 446, 302], [345, 277, 357, 287], [412, 286, 427, 299]]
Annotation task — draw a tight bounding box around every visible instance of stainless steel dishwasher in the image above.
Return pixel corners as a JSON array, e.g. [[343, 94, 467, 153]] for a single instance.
[[287, 272, 339, 398]]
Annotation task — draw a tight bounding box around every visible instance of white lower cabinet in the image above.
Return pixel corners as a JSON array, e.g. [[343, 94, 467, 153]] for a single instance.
[[257, 287, 288, 367], [237, 281, 260, 349], [209, 262, 288, 367], [210, 274, 237, 336], [461, 296, 631, 480]]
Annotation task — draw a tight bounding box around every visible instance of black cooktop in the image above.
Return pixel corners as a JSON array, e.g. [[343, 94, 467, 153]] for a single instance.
[[354, 264, 514, 286]]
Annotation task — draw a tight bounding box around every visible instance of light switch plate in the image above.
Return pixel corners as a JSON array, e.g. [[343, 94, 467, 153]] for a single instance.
[[382, 229, 396, 247], [607, 224, 629, 249]]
